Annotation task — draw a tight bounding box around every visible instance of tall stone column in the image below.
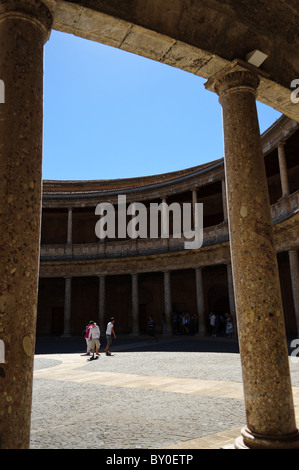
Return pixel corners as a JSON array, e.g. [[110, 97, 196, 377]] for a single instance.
[[161, 196, 169, 248], [206, 60, 299, 449], [195, 268, 206, 335], [131, 273, 139, 335], [63, 277, 72, 337], [288, 249, 299, 335], [192, 188, 198, 229], [163, 271, 172, 334], [98, 275, 106, 334], [65, 207, 73, 255], [277, 142, 290, 198], [0, 1, 52, 449]]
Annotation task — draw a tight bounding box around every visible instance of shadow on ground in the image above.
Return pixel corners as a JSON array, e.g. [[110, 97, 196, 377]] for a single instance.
[[35, 334, 240, 355]]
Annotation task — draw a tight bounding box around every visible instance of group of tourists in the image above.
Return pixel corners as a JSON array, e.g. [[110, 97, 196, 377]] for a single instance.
[[172, 311, 199, 335], [83, 317, 116, 359], [209, 311, 234, 338]]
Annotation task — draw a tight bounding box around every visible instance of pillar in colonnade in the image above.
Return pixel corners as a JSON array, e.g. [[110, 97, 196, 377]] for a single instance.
[[195, 268, 206, 335], [131, 273, 139, 335], [0, 0, 52, 449], [277, 142, 290, 198], [63, 277, 72, 337], [205, 59, 299, 449], [65, 207, 73, 255], [98, 275, 106, 334], [163, 271, 172, 335]]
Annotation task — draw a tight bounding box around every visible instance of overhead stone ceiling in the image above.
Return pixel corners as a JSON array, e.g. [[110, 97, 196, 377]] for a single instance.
[[45, 0, 299, 121]]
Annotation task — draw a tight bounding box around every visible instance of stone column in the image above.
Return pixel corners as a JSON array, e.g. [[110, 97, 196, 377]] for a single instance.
[[63, 277, 72, 337], [163, 271, 172, 334], [131, 274, 139, 335], [205, 60, 299, 449], [65, 207, 73, 255], [277, 142, 290, 198], [288, 249, 299, 335], [221, 178, 228, 222], [161, 196, 168, 248], [195, 268, 206, 335], [0, 1, 52, 449], [192, 188, 198, 229], [98, 275, 106, 334]]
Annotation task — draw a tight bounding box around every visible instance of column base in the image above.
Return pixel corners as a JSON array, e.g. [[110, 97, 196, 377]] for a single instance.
[[234, 426, 299, 449]]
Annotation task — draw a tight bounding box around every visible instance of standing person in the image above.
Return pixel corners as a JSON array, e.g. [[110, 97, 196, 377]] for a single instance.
[[88, 322, 101, 359], [84, 321, 93, 355], [225, 313, 234, 339], [147, 316, 158, 343], [105, 317, 116, 356], [209, 312, 216, 336]]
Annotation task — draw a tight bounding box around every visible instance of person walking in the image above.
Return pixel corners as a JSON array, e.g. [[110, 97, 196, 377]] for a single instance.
[[88, 322, 101, 359], [84, 321, 93, 355], [105, 317, 116, 356]]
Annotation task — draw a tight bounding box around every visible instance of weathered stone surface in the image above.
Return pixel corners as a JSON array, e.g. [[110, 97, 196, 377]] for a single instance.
[[0, 0, 52, 449], [206, 62, 299, 448]]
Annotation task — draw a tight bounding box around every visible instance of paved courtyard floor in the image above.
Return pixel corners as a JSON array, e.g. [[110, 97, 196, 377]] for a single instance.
[[31, 335, 299, 450]]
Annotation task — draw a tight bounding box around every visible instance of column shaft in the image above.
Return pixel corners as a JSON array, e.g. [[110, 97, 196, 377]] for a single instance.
[[98, 275, 106, 334], [195, 268, 206, 335], [63, 278, 72, 337], [0, 1, 52, 449], [277, 142, 290, 198], [66, 207, 72, 255], [192, 188, 198, 229], [206, 62, 299, 449], [131, 274, 139, 335], [163, 271, 172, 334]]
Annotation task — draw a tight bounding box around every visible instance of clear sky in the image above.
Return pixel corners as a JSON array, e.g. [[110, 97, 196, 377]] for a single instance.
[[43, 30, 282, 181]]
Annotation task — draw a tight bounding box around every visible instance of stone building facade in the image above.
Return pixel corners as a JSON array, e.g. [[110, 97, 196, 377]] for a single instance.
[[37, 115, 299, 339]]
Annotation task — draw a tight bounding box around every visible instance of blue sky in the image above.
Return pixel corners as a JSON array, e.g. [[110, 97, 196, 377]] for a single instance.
[[43, 30, 282, 181]]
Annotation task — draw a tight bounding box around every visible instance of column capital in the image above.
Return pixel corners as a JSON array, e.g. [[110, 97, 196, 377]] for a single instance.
[[0, 0, 53, 42], [278, 141, 286, 147], [205, 59, 267, 99]]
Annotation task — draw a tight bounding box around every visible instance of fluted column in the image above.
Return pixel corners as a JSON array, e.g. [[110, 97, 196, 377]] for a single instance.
[[163, 271, 172, 334], [0, 0, 52, 449], [206, 60, 299, 449], [63, 277, 72, 337], [131, 273, 139, 335], [195, 268, 206, 335], [288, 249, 299, 335], [277, 142, 290, 198]]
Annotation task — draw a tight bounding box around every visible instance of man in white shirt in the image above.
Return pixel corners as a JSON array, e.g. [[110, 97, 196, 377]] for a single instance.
[[88, 322, 101, 359], [105, 317, 116, 356]]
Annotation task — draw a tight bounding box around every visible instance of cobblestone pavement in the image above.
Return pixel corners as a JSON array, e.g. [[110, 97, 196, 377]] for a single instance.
[[31, 335, 299, 450]]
